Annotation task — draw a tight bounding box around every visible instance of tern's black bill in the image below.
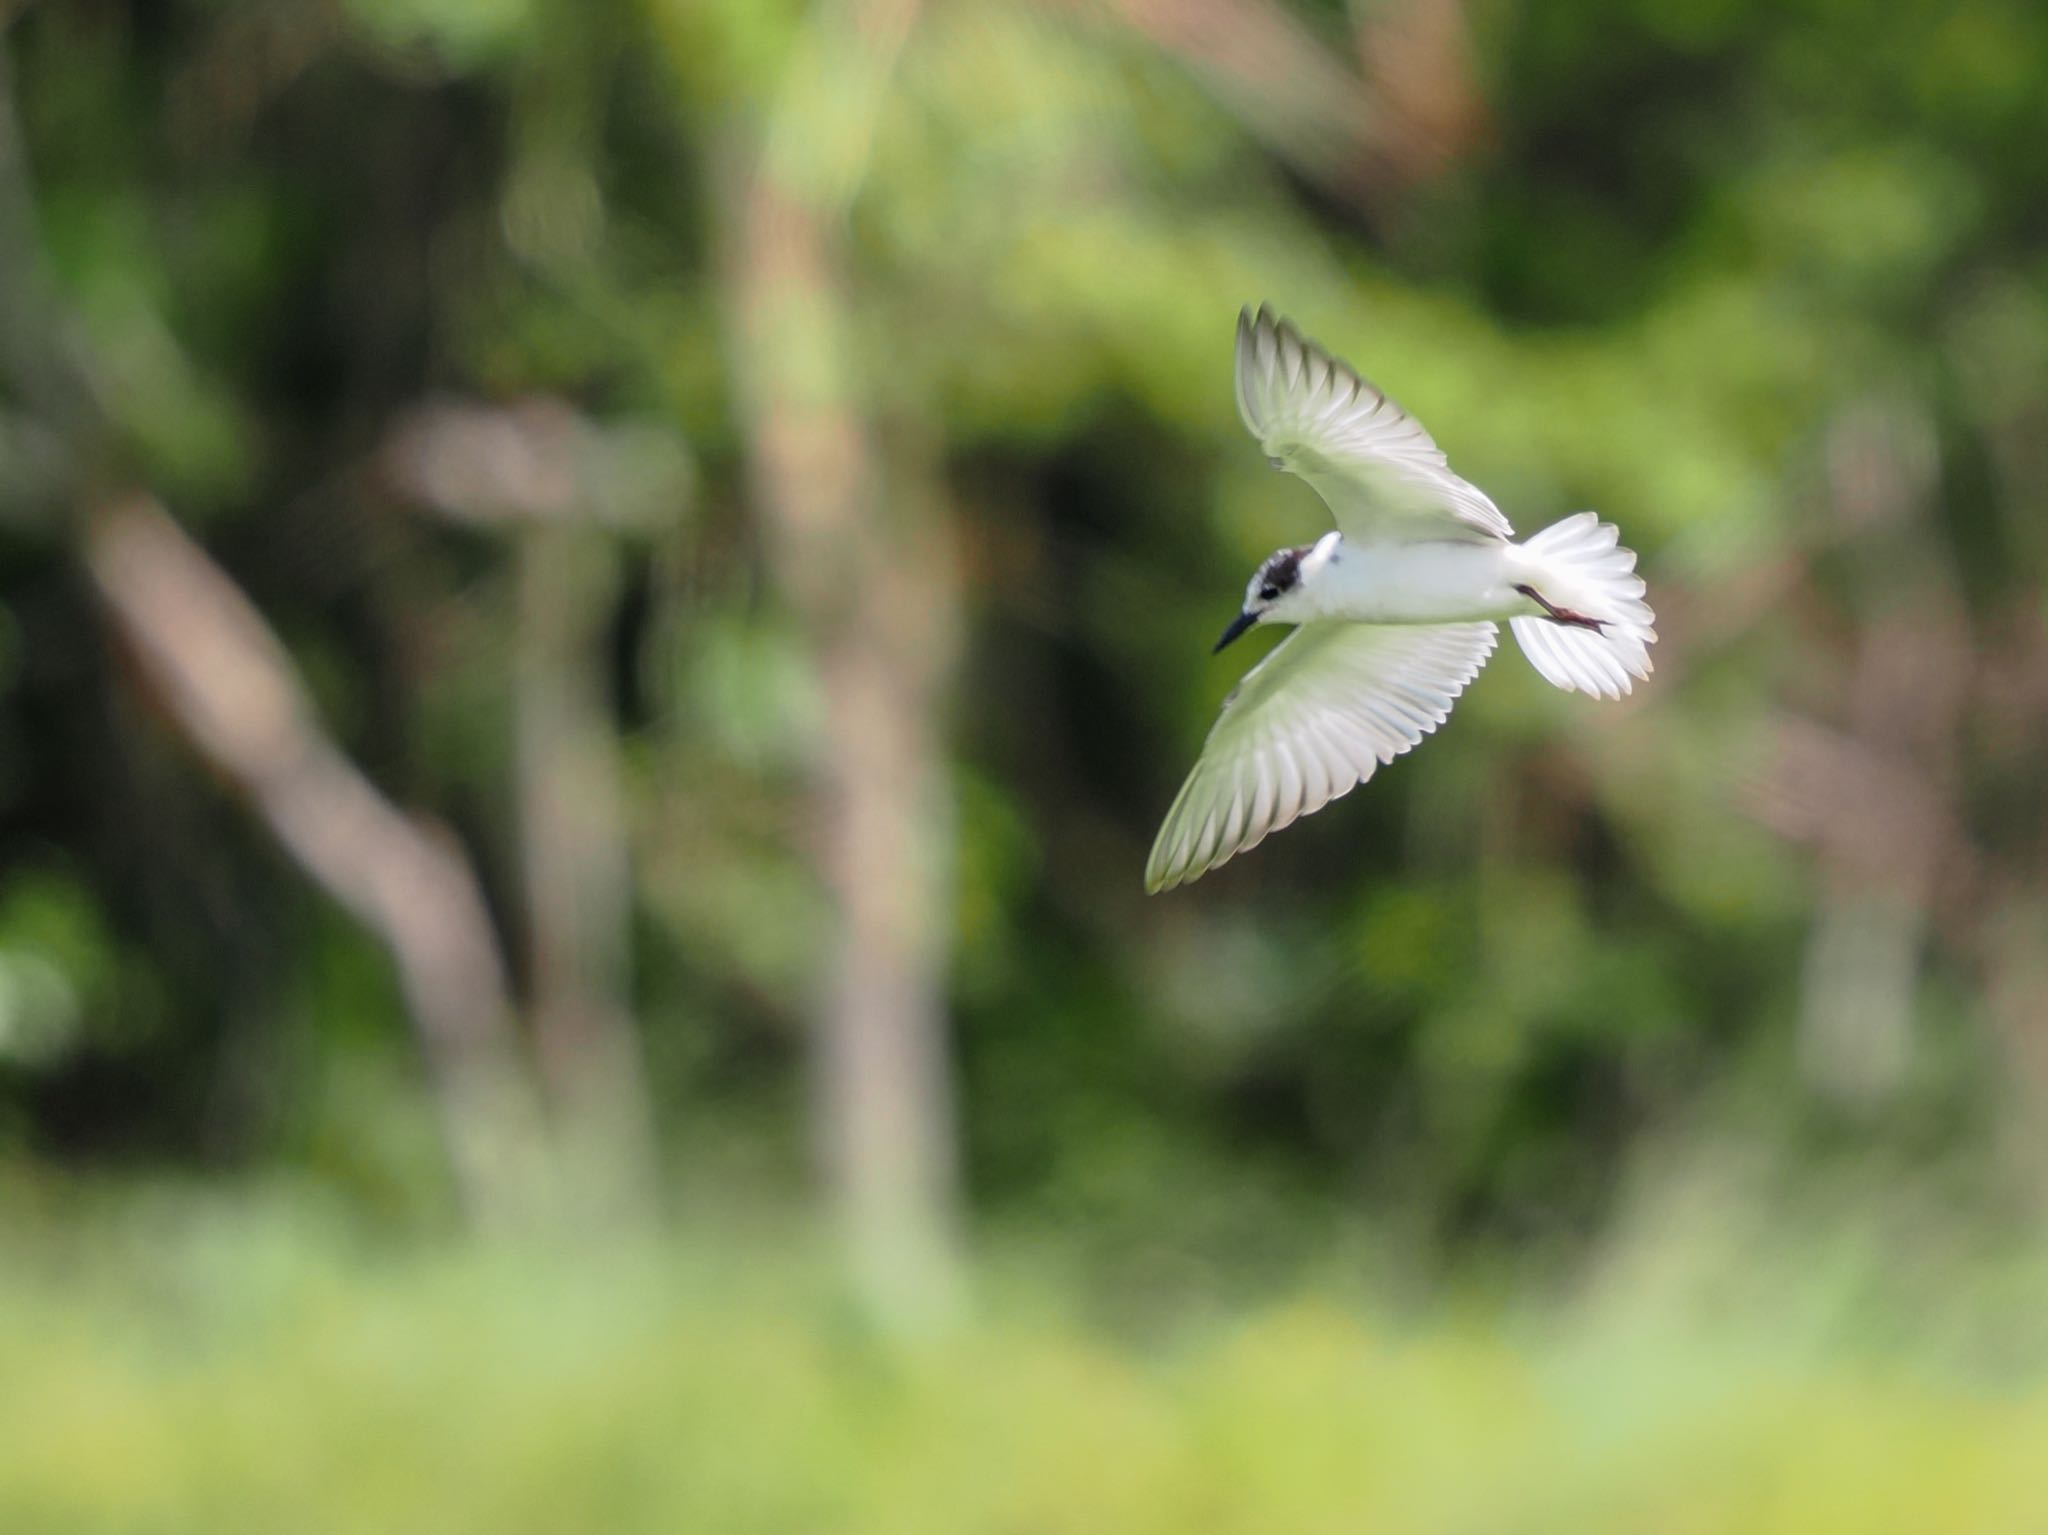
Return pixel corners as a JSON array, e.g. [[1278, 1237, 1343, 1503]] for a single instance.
[[1213, 610, 1257, 654]]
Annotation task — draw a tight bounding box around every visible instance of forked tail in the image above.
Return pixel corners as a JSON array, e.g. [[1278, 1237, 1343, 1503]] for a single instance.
[[1509, 512, 1656, 699]]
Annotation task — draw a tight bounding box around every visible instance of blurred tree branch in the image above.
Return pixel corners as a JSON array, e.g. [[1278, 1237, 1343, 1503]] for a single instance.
[[1351, 0, 1488, 186], [87, 497, 552, 1225], [2, 33, 559, 1224], [1077, 0, 1486, 218]]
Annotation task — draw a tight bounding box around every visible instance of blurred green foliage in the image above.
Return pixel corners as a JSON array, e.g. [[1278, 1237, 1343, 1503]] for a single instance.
[[4, 1179, 2048, 1533], [3, 0, 2048, 1517]]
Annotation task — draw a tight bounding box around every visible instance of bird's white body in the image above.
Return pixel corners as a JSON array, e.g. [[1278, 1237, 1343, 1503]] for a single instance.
[[1146, 306, 1657, 892], [1282, 533, 1545, 626]]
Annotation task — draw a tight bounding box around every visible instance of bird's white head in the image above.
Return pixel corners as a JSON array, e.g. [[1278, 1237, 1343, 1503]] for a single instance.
[[1214, 531, 1341, 652]]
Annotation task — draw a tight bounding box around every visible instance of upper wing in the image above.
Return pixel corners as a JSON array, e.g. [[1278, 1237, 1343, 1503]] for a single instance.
[[1236, 304, 1513, 542], [1146, 620, 1498, 892]]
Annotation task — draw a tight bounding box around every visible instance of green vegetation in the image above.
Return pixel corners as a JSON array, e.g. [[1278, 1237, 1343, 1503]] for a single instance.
[[3, 0, 2047, 1521], [4, 1177, 2048, 1534]]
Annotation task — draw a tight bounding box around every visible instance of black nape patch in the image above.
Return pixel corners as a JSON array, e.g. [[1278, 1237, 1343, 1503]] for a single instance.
[[1257, 544, 1312, 595]]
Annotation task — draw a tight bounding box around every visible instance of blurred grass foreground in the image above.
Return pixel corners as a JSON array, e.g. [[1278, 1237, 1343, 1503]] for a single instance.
[[7, 0, 2048, 1526], [6, 1179, 2048, 1533]]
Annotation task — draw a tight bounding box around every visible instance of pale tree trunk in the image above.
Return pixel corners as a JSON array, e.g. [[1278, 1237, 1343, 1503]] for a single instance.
[[1796, 396, 1967, 1107], [381, 397, 674, 1226], [805, 440, 962, 1321], [515, 523, 659, 1223], [723, 0, 965, 1322]]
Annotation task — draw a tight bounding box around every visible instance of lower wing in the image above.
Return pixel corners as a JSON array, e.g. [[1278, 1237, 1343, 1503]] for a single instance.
[[1146, 620, 1498, 892]]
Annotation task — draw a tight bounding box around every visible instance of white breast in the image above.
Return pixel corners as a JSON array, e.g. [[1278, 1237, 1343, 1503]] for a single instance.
[[1313, 538, 1528, 625]]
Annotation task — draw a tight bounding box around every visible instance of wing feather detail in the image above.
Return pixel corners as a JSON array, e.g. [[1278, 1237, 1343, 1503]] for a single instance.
[[1235, 304, 1513, 542], [1146, 620, 1498, 891]]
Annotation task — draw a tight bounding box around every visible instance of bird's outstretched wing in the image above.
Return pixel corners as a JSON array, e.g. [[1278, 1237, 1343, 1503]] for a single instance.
[[1236, 304, 1513, 542], [1146, 620, 1497, 892]]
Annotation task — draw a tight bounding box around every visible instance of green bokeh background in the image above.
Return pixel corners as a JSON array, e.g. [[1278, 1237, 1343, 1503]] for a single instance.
[[3, 0, 2048, 1526]]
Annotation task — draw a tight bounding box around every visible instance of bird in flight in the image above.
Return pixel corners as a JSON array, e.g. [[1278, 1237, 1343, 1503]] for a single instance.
[[1145, 304, 1655, 892]]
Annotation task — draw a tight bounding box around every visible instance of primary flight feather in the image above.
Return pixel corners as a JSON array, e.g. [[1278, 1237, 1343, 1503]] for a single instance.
[[1145, 305, 1655, 893]]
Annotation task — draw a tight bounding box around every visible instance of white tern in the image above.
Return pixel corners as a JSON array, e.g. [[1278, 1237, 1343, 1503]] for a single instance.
[[1146, 304, 1655, 892]]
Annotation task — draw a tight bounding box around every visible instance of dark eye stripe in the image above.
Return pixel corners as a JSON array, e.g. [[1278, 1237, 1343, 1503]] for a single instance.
[[1259, 587, 1278, 601]]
